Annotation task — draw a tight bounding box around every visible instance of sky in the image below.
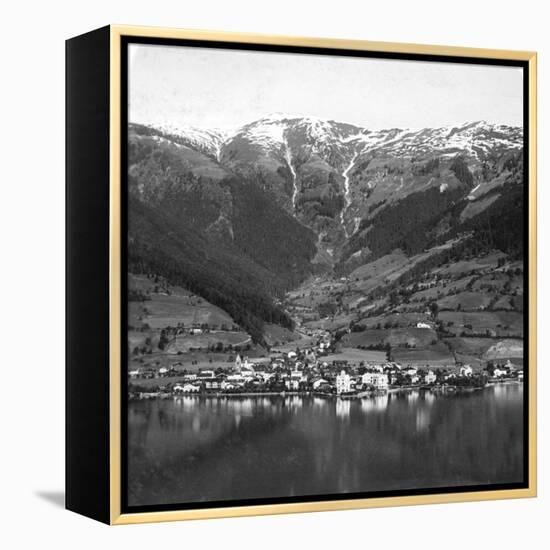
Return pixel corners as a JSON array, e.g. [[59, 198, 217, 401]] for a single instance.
[[129, 43, 523, 132]]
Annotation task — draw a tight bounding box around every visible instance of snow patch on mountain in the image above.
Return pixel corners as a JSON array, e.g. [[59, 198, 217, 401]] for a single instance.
[[231, 113, 367, 161], [238, 118, 287, 150], [284, 144, 298, 211], [147, 123, 230, 160], [340, 152, 360, 238], [370, 121, 522, 159]]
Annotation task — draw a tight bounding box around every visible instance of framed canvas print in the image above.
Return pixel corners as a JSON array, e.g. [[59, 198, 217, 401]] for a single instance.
[[66, 25, 537, 525]]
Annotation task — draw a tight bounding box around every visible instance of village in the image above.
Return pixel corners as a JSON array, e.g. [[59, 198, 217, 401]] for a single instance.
[[128, 333, 523, 400]]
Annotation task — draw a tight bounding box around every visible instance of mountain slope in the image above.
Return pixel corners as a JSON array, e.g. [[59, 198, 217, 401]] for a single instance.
[[128, 197, 296, 344], [128, 116, 523, 341]]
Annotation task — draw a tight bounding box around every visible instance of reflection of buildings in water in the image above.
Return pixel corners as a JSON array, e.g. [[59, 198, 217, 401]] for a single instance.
[[157, 407, 170, 429], [128, 405, 153, 446], [313, 397, 327, 408], [173, 395, 199, 412], [415, 407, 431, 432], [336, 398, 351, 419], [492, 384, 506, 399], [360, 394, 389, 413], [225, 398, 254, 416], [129, 405, 152, 424], [192, 415, 201, 433], [490, 382, 523, 406], [204, 398, 222, 412], [414, 392, 436, 432], [288, 396, 304, 410], [407, 391, 420, 403], [423, 392, 435, 405], [260, 398, 272, 409], [163, 398, 234, 437]]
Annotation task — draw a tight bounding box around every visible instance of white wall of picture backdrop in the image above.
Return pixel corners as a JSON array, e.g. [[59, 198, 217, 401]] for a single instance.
[[1, 0, 547, 547]]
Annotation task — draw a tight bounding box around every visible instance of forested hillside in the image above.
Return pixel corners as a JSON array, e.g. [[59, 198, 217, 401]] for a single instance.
[[128, 197, 295, 343]]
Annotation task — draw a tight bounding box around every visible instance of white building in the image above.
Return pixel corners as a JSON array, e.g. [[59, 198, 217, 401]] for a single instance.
[[255, 371, 274, 383], [460, 365, 473, 377], [221, 380, 241, 391], [285, 378, 300, 390], [173, 383, 200, 394], [241, 369, 256, 381], [362, 371, 389, 389], [312, 378, 329, 390], [198, 370, 215, 379], [235, 354, 256, 372], [403, 367, 419, 384], [424, 370, 437, 384], [336, 370, 351, 394], [285, 370, 305, 390], [227, 374, 245, 384]]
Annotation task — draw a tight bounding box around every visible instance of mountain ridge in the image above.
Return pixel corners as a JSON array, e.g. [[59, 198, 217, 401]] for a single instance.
[[133, 115, 522, 165]]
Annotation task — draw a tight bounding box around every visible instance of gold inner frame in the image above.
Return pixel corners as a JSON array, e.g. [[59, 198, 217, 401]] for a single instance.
[[109, 25, 537, 525]]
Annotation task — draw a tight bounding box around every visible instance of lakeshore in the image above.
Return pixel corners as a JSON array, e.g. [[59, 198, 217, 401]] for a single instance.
[[129, 380, 520, 401]]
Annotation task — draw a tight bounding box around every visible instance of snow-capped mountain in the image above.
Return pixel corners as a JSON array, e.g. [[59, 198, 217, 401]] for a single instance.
[[225, 113, 367, 162], [221, 116, 522, 164], [356, 121, 523, 160], [221, 114, 374, 184], [135, 115, 522, 168], [129, 115, 523, 266]]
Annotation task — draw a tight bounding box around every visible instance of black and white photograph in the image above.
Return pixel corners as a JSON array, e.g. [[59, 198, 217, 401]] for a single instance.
[[125, 40, 528, 510], [6, 0, 550, 544]]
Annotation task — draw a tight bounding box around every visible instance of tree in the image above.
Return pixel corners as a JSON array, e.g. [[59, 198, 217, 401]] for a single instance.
[[385, 343, 392, 361], [429, 301, 439, 319], [158, 330, 169, 350]]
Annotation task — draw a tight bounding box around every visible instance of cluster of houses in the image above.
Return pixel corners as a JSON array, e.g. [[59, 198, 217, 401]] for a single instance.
[[333, 365, 437, 395], [128, 345, 523, 398], [159, 321, 242, 338]]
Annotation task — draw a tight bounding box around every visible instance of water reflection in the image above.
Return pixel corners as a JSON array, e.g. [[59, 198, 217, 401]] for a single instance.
[[335, 399, 351, 419], [416, 408, 431, 432], [128, 385, 524, 507], [360, 394, 389, 413], [313, 397, 327, 408], [407, 390, 420, 403]]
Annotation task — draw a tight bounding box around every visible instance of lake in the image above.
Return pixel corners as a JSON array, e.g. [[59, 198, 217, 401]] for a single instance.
[[127, 384, 524, 507]]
